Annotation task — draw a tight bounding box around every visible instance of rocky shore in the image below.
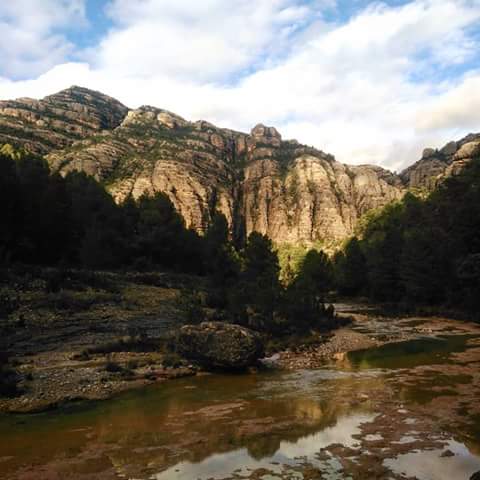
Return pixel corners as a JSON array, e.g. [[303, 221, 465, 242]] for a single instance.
[[3, 290, 478, 415], [274, 328, 380, 370]]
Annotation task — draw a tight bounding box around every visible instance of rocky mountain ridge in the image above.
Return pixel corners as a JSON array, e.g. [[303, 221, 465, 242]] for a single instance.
[[1, 86, 478, 246]]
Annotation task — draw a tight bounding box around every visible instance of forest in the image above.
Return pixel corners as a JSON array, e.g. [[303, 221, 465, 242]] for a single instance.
[[334, 157, 480, 316]]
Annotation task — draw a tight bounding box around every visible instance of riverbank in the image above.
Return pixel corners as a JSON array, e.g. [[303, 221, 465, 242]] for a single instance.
[[3, 278, 480, 414], [271, 305, 480, 369], [0, 268, 201, 413]]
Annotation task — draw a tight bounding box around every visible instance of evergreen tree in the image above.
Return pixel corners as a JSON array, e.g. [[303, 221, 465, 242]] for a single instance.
[[204, 212, 239, 287], [400, 226, 448, 304], [135, 192, 187, 269], [0, 153, 20, 263], [334, 238, 367, 295], [285, 249, 333, 329], [240, 232, 281, 329]]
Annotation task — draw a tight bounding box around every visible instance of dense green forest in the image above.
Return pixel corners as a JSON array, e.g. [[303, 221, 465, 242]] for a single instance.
[[334, 157, 480, 316]]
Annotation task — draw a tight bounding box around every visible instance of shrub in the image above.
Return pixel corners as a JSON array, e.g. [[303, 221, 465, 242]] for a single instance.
[[178, 290, 205, 324], [105, 361, 123, 373]]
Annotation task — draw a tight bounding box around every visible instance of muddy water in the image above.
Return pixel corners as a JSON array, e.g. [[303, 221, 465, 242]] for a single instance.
[[1, 314, 480, 479]]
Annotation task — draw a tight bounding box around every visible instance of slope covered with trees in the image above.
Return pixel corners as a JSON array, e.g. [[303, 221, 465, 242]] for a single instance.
[[334, 157, 480, 316]]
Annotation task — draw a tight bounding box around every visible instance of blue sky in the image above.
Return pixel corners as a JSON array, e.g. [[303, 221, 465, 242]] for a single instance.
[[1, 0, 479, 171]]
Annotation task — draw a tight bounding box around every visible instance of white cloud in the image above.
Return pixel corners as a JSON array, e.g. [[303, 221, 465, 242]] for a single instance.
[[0, 0, 479, 173], [90, 0, 326, 82], [0, 0, 86, 78]]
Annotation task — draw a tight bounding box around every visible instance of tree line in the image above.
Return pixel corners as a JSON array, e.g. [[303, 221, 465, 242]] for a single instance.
[[0, 150, 204, 272]]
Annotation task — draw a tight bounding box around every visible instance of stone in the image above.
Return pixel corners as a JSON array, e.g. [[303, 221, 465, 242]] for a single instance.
[[175, 322, 264, 370], [422, 147, 436, 158], [454, 141, 480, 160], [440, 141, 457, 156]]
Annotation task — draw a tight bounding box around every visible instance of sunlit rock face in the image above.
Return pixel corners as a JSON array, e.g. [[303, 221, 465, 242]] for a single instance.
[[1, 86, 476, 246], [0, 86, 128, 155], [400, 134, 480, 190]]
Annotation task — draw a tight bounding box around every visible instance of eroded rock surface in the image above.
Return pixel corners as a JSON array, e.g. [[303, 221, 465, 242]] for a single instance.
[[400, 134, 480, 190], [0, 86, 128, 155], [175, 322, 264, 370]]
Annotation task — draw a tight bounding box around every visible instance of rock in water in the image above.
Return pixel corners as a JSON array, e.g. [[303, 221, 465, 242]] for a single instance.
[[175, 322, 264, 370]]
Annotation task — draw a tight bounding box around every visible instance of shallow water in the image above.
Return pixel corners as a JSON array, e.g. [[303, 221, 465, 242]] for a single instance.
[[1, 315, 480, 479]]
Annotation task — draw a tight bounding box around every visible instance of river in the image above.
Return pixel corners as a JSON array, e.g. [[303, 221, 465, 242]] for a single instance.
[[1, 307, 480, 479]]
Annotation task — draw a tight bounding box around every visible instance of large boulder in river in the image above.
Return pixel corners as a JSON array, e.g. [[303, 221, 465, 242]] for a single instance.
[[175, 322, 264, 370]]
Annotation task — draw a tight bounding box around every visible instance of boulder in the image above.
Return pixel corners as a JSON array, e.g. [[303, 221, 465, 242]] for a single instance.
[[454, 141, 480, 160], [470, 472, 480, 480], [422, 147, 436, 159], [175, 322, 264, 370]]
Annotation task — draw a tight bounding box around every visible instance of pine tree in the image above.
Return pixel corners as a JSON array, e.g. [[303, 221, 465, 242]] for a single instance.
[[241, 232, 281, 329], [335, 238, 367, 295]]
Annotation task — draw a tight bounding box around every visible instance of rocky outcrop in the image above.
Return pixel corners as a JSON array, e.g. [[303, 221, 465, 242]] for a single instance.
[[1, 86, 477, 247], [0, 86, 128, 155], [175, 322, 264, 370], [400, 134, 480, 190], [44, 100, 404, 244]]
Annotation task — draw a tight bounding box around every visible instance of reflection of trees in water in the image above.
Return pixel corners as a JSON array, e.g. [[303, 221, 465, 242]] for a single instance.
[[0, 372, 388, 478], [100, 374, 387, 474]]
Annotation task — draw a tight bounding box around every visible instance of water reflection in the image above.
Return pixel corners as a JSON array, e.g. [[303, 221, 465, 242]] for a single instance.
[[384, 440, 480, 480], [154, 413, 373, 480], [1, 328, 480, 479]]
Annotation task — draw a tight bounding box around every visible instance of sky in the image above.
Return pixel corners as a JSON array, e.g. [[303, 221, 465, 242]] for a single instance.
[[0, 0, 479, 172]]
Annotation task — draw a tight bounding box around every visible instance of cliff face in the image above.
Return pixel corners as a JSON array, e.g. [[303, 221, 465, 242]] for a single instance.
[[1, 86, 474, 246], [43, 94, 404, 245], [400, 134, 480, 190], [0, 86, 128, 155]]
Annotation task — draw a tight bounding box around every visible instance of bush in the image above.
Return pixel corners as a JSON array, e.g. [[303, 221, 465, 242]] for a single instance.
[[105, 361, 123, 373], [162, 352, 185, 369], [178, 290, 205, 324]]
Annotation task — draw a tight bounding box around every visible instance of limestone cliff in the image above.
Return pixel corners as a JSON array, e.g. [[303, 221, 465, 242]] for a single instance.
[[1, 86, 473, 247], [400, 134, 480, 190], [43, 96, 404, 245], [0, 86, 128, 155]]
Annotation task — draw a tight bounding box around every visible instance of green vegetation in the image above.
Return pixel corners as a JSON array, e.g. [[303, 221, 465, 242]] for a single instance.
[[334, 157, 480, 316], [199, 216, 338, 335]]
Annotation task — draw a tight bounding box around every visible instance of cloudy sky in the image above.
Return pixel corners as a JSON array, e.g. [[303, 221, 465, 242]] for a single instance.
[[1, 0, 479, 171]]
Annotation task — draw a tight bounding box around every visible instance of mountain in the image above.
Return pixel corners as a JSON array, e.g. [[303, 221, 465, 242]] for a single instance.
[[1, 86, 478, 246], [0, 86, 128, 155]]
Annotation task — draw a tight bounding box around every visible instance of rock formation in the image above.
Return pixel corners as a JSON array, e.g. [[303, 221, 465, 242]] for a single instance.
[[175, 322, 264, 370], [0, 86, 477, 246], [400, 134, 480, 190], [0, 86, 128, 155]]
